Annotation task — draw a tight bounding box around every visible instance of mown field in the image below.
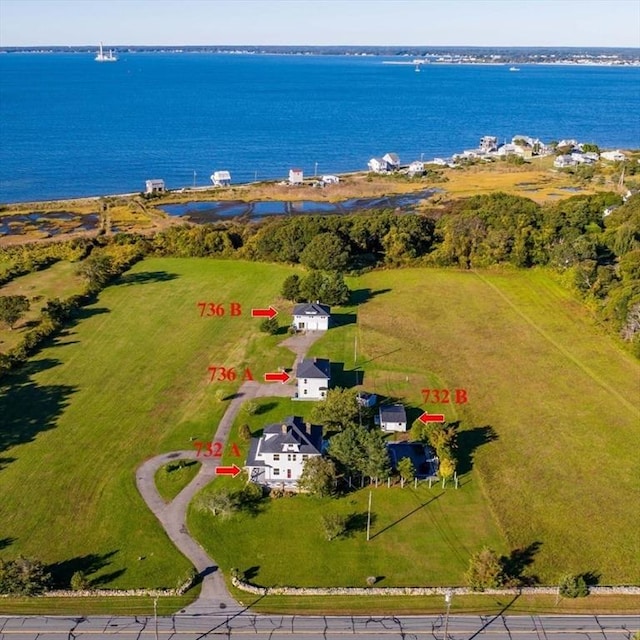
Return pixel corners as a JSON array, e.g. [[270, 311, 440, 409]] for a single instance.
[[1, 258, 638, 595], [191, 266, 639, 587], [0, 258, 300, 588]]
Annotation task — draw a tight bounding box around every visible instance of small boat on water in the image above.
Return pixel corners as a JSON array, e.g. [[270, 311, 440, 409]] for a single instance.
[[95, 42, 117, 62], [509, 66, 520, 72]]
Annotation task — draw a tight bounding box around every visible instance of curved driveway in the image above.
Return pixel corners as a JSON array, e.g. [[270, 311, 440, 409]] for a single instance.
[[135, 331, 323, 613]]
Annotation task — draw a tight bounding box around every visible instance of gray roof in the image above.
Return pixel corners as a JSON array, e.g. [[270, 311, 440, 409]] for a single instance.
[[379, 404, 407, 423], [293, 302, 330, 317], [296, 358, 331, 380], [246, 416, 323, 465]]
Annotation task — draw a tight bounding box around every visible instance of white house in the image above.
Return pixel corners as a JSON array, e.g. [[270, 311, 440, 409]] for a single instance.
[[292, 302, 330, 331], [289, 168, 304, 184], [145, 179, 165, 194], [368, 157, 387, 173], [382, 152, 401, 171], [321, 175, 340, 185], [601, 150, 626, 162], [479, 136, 499, 153], [554, 154, 577, 168], [379, 404, 408, 432], [245, 416, 323, 487], [211, 170, 231, 186], [296, 357, 331, 400], [408, 160, 425, 176]]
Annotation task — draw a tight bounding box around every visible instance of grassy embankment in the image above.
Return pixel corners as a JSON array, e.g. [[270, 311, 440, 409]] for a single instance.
[[1, 259, 638, 614], [0, 261, 86, 353], [189, 266, 640, 589], [0, 258, 300, 591]]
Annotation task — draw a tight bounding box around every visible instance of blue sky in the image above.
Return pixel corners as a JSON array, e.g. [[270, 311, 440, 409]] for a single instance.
[[1, 0, 639, 47]]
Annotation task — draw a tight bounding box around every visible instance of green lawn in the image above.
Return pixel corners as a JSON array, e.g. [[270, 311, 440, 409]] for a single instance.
[[2, 259, 638, 594], [0, 258, 299, 589], [0, 261, 85, 353], [155, 460, 202, 502]]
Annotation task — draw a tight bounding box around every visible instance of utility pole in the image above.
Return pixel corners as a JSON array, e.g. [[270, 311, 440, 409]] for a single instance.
[[192, 170, 196, 188], [314, 161, 318, 177], [153, 597, 158, 640], [444, 591, 452, 640], [366, 490, 372, 541]]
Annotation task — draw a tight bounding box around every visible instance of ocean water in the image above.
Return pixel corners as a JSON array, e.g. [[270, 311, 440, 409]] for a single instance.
[[1, 53, 639, 203]]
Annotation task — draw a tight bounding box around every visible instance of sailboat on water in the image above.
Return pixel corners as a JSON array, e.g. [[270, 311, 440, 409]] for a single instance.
[[95, 42, 117, 62]]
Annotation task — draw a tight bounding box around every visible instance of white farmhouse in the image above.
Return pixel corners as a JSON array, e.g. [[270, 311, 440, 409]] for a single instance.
[[379, 404, 408, 432], [382, 152, 401, 171], [292, 302, 330, 331], [245, 416, 323, 488], [296, 357, 331, 400]]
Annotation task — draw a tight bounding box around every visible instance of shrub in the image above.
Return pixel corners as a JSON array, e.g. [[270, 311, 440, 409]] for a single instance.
[[465, 547, 505, 591], [321, 513, 347, 541], [259, 317, 279, 334], [239, 424, 252, 442], [70, 570, 89, 591], [558, 573, 589, 598], [366, 576, 377, 586]]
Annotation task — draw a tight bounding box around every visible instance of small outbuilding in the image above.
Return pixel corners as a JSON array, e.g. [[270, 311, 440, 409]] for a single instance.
[[145, 179, 165, 194], [379, 404, 408, 432], [211, 170, 231, 186], [356, 391, 377, 408], [322, 175, 340, 185], [292, 302, 330, 331], [289, 168, 304, 185]]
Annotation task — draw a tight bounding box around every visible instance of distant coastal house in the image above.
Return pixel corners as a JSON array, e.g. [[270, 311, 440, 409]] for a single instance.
[[296, 357, 331, 400], [554, 154, 576, 168], [368, 157, 387, 173], [211, 170, 231, 186], [408, 160, 425, 176], [321, 175, 340, 185], [292, 302, 331, 331], [379, 404, 408, 432], [479, 136, 499, 153], [289, 168, 304, 185], [245, 416, 323, 488], [382, 152, 401, 171], [601, 150, 626, 162], [145, 179, 165, 194]]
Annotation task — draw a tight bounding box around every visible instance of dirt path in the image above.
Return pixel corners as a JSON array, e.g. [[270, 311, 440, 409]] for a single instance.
[[135, 331, 325, 612]]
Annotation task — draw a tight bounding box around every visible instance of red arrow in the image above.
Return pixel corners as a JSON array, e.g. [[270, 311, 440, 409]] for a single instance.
[[264, 370, 290, 383], [215, 464, 242, 478], [419, 412, 446, 424], [251, 306, 278, 319]]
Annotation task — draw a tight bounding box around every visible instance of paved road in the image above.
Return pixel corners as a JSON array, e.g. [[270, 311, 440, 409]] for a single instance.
[[1, 614, 638, 639], [135, 331, 324, 614]]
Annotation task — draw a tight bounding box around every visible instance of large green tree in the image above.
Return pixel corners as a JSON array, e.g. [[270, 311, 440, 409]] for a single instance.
[[299, 232, 350, 271], [311, 387, 362, 432], [0, 557, 50, 596], [465, 547, 506, 591], [0, 295, 29, 330], [298, 457, 337, 497]]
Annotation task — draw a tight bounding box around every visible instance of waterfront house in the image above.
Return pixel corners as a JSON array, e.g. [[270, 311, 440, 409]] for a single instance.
[[408, 160, 425, 176], [145, 179, 165, 194], [382, 152, 401, 171], [245, 416, 323, 488], [368, 157, 387, 173], [292, 302, 330, 331], [296, 357, 331, 400], [600, 150, 626, 162], [479, 136, 499, 153], [554, 155, 577, 168], [289, 168, 304, 185], [321, 175, 340, 185], [379, 404, 408, 432], [211, 170, 231, 186]]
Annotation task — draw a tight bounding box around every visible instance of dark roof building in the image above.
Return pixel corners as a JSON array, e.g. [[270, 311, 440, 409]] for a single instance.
[[296, 357, 331, 380]]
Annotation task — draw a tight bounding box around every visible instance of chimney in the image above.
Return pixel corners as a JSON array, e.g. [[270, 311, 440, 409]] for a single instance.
[[281, 423, 288, 434], [305, 422, 311, 434]]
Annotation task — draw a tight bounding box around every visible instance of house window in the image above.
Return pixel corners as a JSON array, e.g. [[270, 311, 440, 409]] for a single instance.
[[287, 454, 297, 461], [273, 468, 280, 476], [273, 454, 280, 461], [303, 389, 307, 395], [304, 379, 307, 384], [302, 454, 308, 460], [287, 469, 292, 479]]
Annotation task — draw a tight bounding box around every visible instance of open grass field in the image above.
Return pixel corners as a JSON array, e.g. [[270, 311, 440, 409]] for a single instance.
[[0, 260, 86, 352], [0, 258, 300, 589], [1, 258, 638, 598], [154, 460, 202, 502]]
